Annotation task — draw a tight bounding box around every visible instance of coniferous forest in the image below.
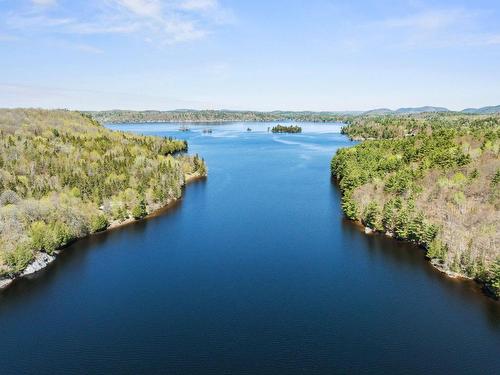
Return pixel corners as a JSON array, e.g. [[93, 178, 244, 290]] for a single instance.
[[331, 114, 500, 297], [0, 109, 206, 279]]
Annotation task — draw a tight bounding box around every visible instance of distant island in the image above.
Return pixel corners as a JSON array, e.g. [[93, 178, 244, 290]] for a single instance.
[[271, 124, 302, 133], [0, 109, 207, 289], [331, 113, 500, 298], [87, 106, 500, 124]]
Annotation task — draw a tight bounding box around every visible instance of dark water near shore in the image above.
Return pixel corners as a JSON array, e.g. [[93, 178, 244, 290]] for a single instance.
[[0, 122, 499, 374]]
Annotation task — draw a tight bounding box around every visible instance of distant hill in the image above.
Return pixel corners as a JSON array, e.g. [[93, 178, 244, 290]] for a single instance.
[[88, 106, 499, 124], [363, 108, 393, 115], [362, 106, 450, 115], [395, 106, 450, 114], [461, 105, 500, 114]]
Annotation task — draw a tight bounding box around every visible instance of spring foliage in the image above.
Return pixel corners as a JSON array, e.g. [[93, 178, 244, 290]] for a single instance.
[[0, 109, 207, 277], [332, 114, 500, 297]]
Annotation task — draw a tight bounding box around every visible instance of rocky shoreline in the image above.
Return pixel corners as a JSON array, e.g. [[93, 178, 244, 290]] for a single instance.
[[0, 173, 205, 291], [358, 224, 499, 299]]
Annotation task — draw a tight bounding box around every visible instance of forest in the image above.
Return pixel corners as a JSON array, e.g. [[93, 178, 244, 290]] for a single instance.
[[88, 110, 350, 124], [0, 109, 206, 279], [88, 108, 500, 125], [271, 124, 302, 133], [331, 114, 500, 297]]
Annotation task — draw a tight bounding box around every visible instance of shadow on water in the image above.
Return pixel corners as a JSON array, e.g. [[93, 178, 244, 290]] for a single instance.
[[0, 178, 207, 304], [330, 180, 500, 328]]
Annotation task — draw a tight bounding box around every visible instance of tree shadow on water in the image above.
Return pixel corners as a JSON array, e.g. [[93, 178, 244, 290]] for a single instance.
[[330, 180, 500, 328], [0, 181, 204, 304]]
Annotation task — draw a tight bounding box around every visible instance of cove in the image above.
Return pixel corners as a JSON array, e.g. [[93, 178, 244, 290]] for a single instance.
[[0, 122, 499, 374]]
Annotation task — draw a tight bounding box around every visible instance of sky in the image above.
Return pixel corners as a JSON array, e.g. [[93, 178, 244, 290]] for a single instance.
[[0, 0, 499, 111]]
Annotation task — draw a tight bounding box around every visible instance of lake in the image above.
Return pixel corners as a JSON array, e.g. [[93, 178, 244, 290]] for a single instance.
[[0, 122, 499, 374]]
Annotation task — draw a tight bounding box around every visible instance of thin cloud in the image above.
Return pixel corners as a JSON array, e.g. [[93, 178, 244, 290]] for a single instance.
[[32, 0, 57, 6], [180, 0, 218, 11], [2, 0, 232, 44], [380, 8, 472, 31], [348, 5, 500, 50], [115, 0, 162, 18]]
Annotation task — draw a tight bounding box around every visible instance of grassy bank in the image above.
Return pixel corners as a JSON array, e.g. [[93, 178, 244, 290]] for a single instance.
[[331, 114, 500, 298]]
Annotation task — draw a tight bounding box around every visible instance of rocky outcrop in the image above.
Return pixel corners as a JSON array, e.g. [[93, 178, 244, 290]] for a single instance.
[[0, 252, 56, 290], [21, 252, 56, 276], [0, 278, 13, 289]]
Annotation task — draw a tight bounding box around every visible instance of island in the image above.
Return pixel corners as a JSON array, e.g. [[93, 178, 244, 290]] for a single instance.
[[0, 109, 207, 289], [271, 124, 302, 133], [331, 113, 500, 298]]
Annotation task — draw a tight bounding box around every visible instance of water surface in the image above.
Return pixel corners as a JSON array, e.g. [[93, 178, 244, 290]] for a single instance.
[[0, 122, 499, 374]]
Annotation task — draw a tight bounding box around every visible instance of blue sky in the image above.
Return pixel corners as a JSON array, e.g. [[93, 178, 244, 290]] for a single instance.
[[0, 0, 499, 111]]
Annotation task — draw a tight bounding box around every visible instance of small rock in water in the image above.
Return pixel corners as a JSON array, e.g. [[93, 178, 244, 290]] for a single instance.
[[364, 227, 373, 234]]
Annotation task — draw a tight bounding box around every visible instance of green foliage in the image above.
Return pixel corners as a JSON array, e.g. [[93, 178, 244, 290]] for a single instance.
[[341, 194, 358, 220], [131, 199, 147, 219], [88, 110, 349, 124], [452, 191, 466, 206], [427, 239, 447, 262], [271, 124, 302, 133], [488, 259, 500, 298], [493, 169, 500, 186], [193, 154, 207, 176], [363, 201, 383, 231], [3, 243, 34, 275], [90, 214, 109, 233], [30, 221, 73, 254], [0, 109, 206, 275], [332, 113, 499, 294], [342, 113, 500, 142]]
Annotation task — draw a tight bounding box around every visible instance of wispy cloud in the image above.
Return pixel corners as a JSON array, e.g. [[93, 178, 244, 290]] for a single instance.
[[379, 8, 473, 31], [2, 0, 233, 44], [31, 0, 57, 7], [180, 0, 217, 11], [343, 5, 500, 50]]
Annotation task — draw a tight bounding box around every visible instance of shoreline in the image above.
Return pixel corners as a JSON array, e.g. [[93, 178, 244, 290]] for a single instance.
[[0, 173, 206, 291], [331, 173, 496, 299], [357, 222, 498, 299]]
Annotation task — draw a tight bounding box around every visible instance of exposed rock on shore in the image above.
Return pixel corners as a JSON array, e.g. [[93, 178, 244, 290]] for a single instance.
[[21, 252, 56, 276]]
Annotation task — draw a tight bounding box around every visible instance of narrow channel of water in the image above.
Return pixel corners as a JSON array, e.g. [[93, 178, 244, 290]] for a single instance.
[[0, 122, 498, 374]]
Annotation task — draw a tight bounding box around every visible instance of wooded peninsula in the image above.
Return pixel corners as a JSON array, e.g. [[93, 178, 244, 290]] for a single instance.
[[331, 113, 500, 298], [0, 109, 206, 287]]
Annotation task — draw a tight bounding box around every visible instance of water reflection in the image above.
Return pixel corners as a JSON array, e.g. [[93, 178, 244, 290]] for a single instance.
[[0, 123, 498, 374], [331, 180, 500, 327]]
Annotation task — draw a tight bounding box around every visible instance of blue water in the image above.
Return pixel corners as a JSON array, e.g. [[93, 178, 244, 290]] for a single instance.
[[0, 122, 498, 374]]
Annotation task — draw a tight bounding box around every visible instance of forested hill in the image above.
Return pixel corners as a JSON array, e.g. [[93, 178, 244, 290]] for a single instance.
[[331, 114, 500, 298], [88, 110, 352, 123], [0, 109, 206, 282], [88, 106, 500, 124]]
